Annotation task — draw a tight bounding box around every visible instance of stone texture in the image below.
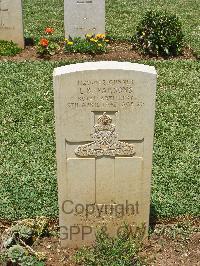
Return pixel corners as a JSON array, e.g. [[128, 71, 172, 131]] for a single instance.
[[53, 61, 157, 248], [64, 0, 105, 38], [0, 0, 24, 48]]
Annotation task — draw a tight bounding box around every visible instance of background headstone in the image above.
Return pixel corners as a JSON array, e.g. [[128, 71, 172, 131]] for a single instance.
[[64, 0, 105, 38], [54, 61, 157, 248], [0, 0, 24, 48]]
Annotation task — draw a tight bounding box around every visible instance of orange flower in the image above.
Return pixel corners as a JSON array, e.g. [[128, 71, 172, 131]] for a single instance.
[[40, 38, 49, 47], [45, 27, 54, 34]]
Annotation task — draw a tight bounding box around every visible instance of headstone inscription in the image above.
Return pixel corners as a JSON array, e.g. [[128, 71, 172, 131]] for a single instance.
[[64, 0, 105, 38], [0, 0, 24, 48], [53, 61, 157, 248]]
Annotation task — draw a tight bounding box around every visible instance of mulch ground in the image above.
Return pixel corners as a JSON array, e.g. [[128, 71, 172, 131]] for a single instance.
[[34, 228, 200, 266], [1, 217, 199, 265], [0, 42, 197, 62]]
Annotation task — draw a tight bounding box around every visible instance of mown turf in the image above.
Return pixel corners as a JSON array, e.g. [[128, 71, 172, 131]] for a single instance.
[[0, 60, 199, 221], [23, 0, 200, 55], [151, 60, 200, 217]]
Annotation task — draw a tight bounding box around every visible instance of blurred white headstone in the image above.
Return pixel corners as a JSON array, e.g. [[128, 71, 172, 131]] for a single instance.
[[0, 0, 24, 48], [64, 0, 105, 38]]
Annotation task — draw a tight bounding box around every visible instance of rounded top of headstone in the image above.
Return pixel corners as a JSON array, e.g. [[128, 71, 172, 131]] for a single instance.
[[53, 61, 156, 77]]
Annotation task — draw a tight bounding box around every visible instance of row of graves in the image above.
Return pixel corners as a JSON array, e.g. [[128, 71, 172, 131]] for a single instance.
[[0, 0, 105, 48]]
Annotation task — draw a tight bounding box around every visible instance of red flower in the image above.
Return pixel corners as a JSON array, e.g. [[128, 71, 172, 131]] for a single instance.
[[45, 27, 54, 34], [40, 38, 49, 47]]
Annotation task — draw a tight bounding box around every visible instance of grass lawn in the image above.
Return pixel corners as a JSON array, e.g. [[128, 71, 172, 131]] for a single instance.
[[23, 0, 200, 55], [0, 2, 199, 265], [0, 60, 199, 221]]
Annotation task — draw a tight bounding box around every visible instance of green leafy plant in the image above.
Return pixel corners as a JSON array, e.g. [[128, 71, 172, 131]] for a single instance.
[[0, 40, 22, 56], [36, 27, 60, 56], [1, 219, 47, 266], [11, 225, 34, 243], [3, 246, 45, 266], [74, 224, 145, 265], [64, 33, 109, 55], [133, 10, 184, 56], [7, 245, 26, 263], [24, 30, 35, 46]]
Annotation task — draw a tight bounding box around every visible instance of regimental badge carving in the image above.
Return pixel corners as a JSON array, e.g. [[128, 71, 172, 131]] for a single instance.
[[75, 112, 135, 157]]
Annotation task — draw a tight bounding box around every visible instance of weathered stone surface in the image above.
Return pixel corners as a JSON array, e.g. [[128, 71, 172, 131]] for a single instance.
[[53, 61, 157, 248], [0, 0, 24, 48], [64, 0, 105, 38]]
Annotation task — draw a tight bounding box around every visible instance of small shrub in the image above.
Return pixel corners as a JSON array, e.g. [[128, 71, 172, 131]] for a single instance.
[[64, 33, 109, 55], [36, 27, 60, 56], [74, 225, 145, 265], [0, 40, 22, 56], [133, 10, 184, 56]]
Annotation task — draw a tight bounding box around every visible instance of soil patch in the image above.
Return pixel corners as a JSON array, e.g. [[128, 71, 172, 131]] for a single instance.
[[1, 217, 199, 265], [0, 42, 196, 62]]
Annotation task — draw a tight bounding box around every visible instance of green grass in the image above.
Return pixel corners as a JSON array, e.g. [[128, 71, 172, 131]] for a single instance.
[[23, 0, 64, 41], [151, 60, 200, 217], [0, 41, 22, 56], [23, 0, 200, 55], [0, 60, 199, 221], [0, 62, 59, 220]]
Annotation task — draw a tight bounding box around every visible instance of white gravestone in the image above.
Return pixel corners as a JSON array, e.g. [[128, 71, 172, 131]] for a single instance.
[[53, 61, 157, 248], [64, 0, 105, 39], [0, 0, 24, 48]]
